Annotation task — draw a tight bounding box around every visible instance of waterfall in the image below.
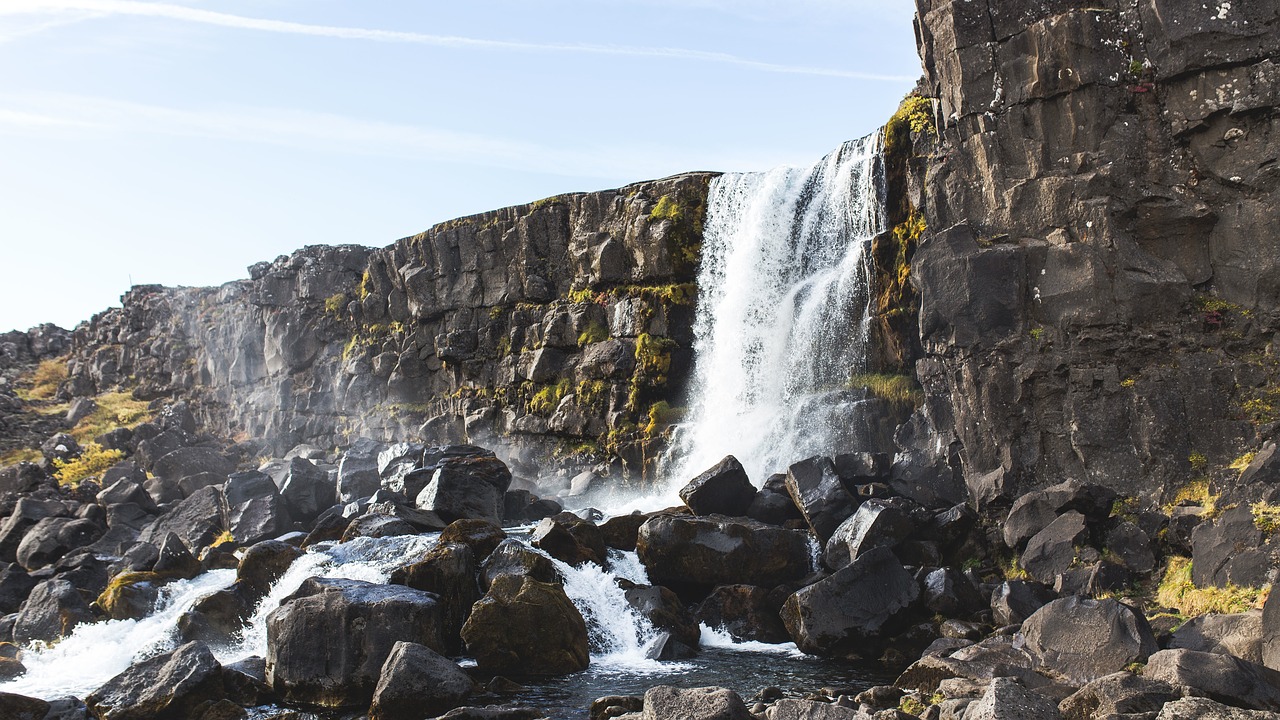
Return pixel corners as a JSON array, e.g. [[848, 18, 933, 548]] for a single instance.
[[666, 134, 885, 486]]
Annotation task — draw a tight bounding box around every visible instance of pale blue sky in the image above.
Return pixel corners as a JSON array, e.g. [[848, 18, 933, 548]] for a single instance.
[[0, 0, 920, 332]]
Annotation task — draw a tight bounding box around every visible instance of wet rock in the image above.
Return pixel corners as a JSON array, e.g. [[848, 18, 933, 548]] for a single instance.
[[179, 587, 251, 645], [389, 541, 477, 654], [278, 457, 334, 523], [0, 643, 25, 680], [1144, 648, 1280, 711], [641, 686, 752, 720], [601, 512, 649, 551], [502, 490, 561, 525], [965, 677, 1060, 720], [479, 538, 559, 590], [0, 692, 49, 720], [95, 571, 164, 620], [637, 514, 811, 595], [746, 473, 804, 526], [786, 456, 857, 542], [624, 584, 700, 650], [1058, 671, 1187, 720], [416, 454, 513, 526], [679, 456, 757, 517], [335, 438, 386, 504], [990, 580, 1056, 627], [339, 513, 417, 542], [13, 578, 96, 644], [265, 577, 444, 707], [222, 656, 269, 707], [86, 641, 225, 720], [695, 584, 789, 643], [153, 532, 204, 579], [369, 641, 473, 720], [823, 499, 914, 571], [1170, 611, 1263, 664], [460, 575, 589, 675], [42, 695, 90, 720], [223, 471, 290, 545], [439, 519, 507, 562], [1020, 597, 1157, 686], [531, 513, 606, 566], [591, 695, 644, 720], [1003, 482, 1116, 550], [237, 540, 302, 603], [781, 546, 920, 657], [1020, 511, 1087, 585], [139, 486, 226, 552]]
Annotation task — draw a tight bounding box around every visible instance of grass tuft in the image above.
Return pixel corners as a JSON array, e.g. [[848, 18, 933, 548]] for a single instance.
[[848, 372, 923, 406], [17, 357, 69, 401], [1155, 556, 1266, 616], [53, 442, 124, 486]]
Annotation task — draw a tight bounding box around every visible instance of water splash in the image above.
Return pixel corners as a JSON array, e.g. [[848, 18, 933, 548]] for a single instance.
[[666, 135, 885, 486], [0, 569, 236, 699]]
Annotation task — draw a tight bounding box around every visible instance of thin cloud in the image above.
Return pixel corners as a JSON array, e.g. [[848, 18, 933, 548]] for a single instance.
[[2, 0, 915, 82]]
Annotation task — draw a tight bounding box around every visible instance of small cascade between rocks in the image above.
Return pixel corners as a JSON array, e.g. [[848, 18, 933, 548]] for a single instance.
[[666, 134, 886, 486]]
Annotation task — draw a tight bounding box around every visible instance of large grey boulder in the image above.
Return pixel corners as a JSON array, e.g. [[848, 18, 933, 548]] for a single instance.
[[780, 546, 920, 656], [1144, 648, 1280, 711], [389, 541, 477, 654], [1019, 597, 1157, 686], [990, 580, 1056, 626], [151, 447, 234, 497], [0, 498, 70, 562], [530, 513, 606, 566], [85, 641, 225, 720], [478, 538, 559, 590], [641, 686, 752, 720], [1003, 481, 1116, 549], [265, 577, 444, 707], [679, 456, 756, 517], [460, 575, 588, 675], [223, 470, 290, 545], [1170, 611, 1263, 664], [785, 456, 857, 542], [279, 456, 334, 523], [415, 454, 513, 525], [1058, 671, 1188, 720], [1156, 696, 1280, 719], [966, 677, 1061, 720], [1264, 586, 1280, 671], [1020, 511, 1087, 584], [823, 498, 914, 571], [15, 517, 102, 571], [0, 692, 50, 720], [13, 578, 96, 644], [764, 698, 863, 720], [636, 514, 811, 594], [695, 584, 789, 644], [335, 438, 386, 504], [1191, 505, 1271, 589], [139, 486, 226, 551], [369, 641, 472, 720]]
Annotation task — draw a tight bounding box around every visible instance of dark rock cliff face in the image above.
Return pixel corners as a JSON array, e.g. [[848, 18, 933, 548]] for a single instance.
[[65, 173, 714, 485], [905, 0, 1280, 507]]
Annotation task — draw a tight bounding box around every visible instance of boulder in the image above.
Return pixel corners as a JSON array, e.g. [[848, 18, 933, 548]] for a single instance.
[[439, 519, 507, 562], [502, 490, 561, 525], [780, 546, 920, 656], [13, 578, 96, 644], [636, 514, 811, 595], [265, 577, 445, 707], [1156, 697, 1280, 719], [679, 456, 757, 517], [389, 541, 477, 654], [1019, 597, 1157, 686], [335, 438, 386, 504], [0, 693, 49, 720], [1144, 648, 1280, 711], [823, 499, 914, 571], [0, 498, 70, 562], [236, 540, 302, 603], [991, 580, 1057, 626], [223, 471, 290, 545], [641, 686, 752, 720], [1058, 671, 1187, 720], [531, 513, 606, 566], [922, 567, 986, 619], [1191, 505, 1270, 588], [151, 447, 234, 497], [1264, 586, 1279, 671], [153, 532, 204, 579], [601, 512, 649, 551], [785, 456, 857, 542], [279, 457, 334, 523], [0, 564, 37, 614], [416, 455, 513, 525], [339, 513, 418, 542], [1104, 519, 1156, 574], [96, 479, 158, 514], [479, 538, 559, 590], [15, 517, 102, 570], [1170, 611, 1263, 664], [746, 473, 804, 526], [1003, 481, 1116, 549], [95, 571, 164, 620], [965, 677, 1061, 720], [460, 575, 589, 675], [695, 584, 789, 643], [139, 486, 226, 552], [179, 588, 252, 645], [86, 641, 225, 720], [1021, 511, 1087, 585], [624, 584, 700, 651], [369, 641, 473, 720], [895, 635, 1039, 695], [764, 698, 863, 720], [376, 442, 425, 496]]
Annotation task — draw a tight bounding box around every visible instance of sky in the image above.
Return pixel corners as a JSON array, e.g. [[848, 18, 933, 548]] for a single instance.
[[0, 0, 921, 333]]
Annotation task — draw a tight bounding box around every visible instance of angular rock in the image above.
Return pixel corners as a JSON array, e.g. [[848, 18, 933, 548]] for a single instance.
[[1170, 611, 1263, 664], [823, 499, 914, 571], [223, 471, 290, 545], [335, 438, 386, 504], [0, 498, 70, 562], [531, 513, 606, 566], [96, 479, 158, 514], [1191, 505, 1270, 588], [153, 532, 204, 579], [785, 456, 857, 542], [95, 571, 164, 620], [369, 641, 473, 720], [389, 541, 477, 654], [139, 486, 226, 552], [1144, 648, 1280, 711], [237, 540, 302, 603], [1003, 481, 1117, 549], [86, 641, 225, 720], [265, 577, 444, 707], [1020, 597, 1157, 686], [1058, 671, 1187, 720], [460, 575, 588, 675], [152, 447, 234, 497], [0, 564, 37, 614], [15, 517, 102, 571], [965, 677, 1061, 720], [922, 567, 986, 619], [1265, 586, 1280, 671], [781, 547, 920, 656], [642, 686, 751, 720], [695, 584, 789, 644], [625, 584, 700, 650], [765, 698, 863, 720], [279, 456, 334, 523], [13, 578, 96, 644], [990, 580, 1056, 627], [416, 455, 513, 526], [0, 692, 50, 720], [637, 514, 811, 595], [746, 473, 804, 526], [339, 513, 418, 542], [1156, 697, 1280, 719], [679, 456, 756, 517], [439, 519, 507, 562], [601, 512, 649, 551], [1021, 511, 1087, 585], [1104, 519, 1156, 574], [479, 538, 559, 590]]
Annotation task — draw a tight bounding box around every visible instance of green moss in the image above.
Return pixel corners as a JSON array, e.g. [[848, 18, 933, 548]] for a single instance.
[[635, 333, 676, 383], [1164, 478, 1218, 516], [577, 321, 609, 347], [884, 94, 935, 161], [615, 283, 697, 307], [1252, 502, 1280, 534], [1231, 451, 1258, 473], [529, 379, 571, 415], [54, 442, 125, 486], [643, 401, 684, 438], [69, 391, 152, 444], [567, 288, 599, 305], [323, 293, 347, 316], [530, 194, 567, 212], [358, 270, 372, 301], [576, 380, 608, 409], [649, 195, 683, 223], [875, 209, 925, 321]]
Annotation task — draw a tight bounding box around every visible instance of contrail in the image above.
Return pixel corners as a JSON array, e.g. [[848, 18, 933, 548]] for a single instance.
[[2, 0, 916, 82]]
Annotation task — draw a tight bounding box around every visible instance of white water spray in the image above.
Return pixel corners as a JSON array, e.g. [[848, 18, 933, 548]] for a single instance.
[[666, 134, 885, 486]]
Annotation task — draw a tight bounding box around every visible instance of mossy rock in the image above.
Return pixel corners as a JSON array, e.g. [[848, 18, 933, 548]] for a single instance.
[[95, 571, 166, 621]]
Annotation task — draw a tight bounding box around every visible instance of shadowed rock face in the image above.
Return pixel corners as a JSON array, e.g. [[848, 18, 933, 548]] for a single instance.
[[63, 173, 715, 483], [904, 0, 1280, 505]]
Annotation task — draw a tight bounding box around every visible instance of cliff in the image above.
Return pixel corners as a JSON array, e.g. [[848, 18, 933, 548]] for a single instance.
[[901, 0, 1280, 512], [60, 173, 714, 486]]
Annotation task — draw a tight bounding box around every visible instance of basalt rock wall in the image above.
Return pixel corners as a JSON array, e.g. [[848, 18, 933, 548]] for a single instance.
[[66, 173, 715, 486], [906, 0, 1280, 508]]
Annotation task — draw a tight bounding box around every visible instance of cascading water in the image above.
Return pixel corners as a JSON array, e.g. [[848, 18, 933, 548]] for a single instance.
[[666, 134, 885, 486]]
